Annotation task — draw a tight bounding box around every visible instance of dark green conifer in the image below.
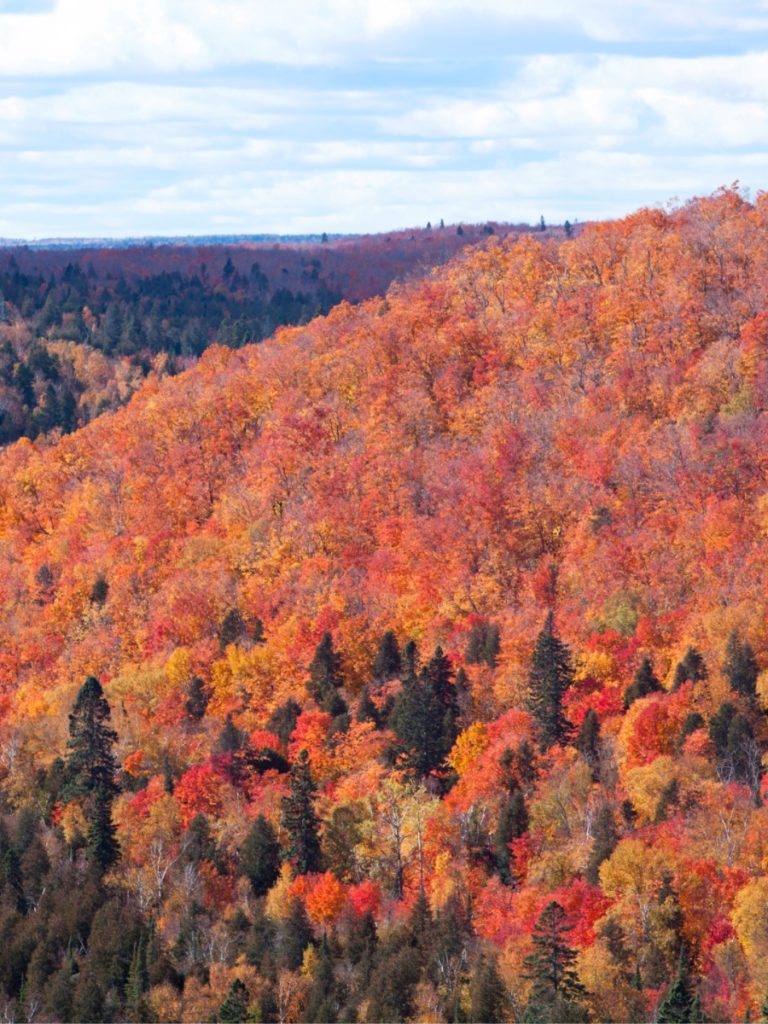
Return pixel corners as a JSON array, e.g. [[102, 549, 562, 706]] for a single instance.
[[281, 897, 314, 970], [527, 613, 574, 748], [268, 698, 302, 745], [575, 708, 600, 777], [185, 676, 209, 721], [585, 804, 617, 885], [86, 786, 120, 873], [624, 656, 663, 709], [240, 815, 280, 897], [709, 702, 737, 758], [495, 789, 528, 886], [372, 630, 402, 681], [656, 948, 698, 1023], [281, 750, 322, 874], [522, 901, 588, 1023], [218, 978, 250, 1023], [63, 676, 119, 801], [469, 954, 508, 1023], [724, 630, 759, 700], [672, 647, 707, 691], [307, 632, 348, 717]]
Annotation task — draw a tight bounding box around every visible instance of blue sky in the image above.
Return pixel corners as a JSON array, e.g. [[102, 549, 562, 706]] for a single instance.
[[1, 0, 767, 238]]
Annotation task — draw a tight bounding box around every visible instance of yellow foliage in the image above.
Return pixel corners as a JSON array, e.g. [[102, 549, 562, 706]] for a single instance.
[[429, 851, 456, 912], [265, 863, 295, 922], [60, 800, 88, 846], [447, 722, 488, 777], [732, 877, 768, 996], [166, 646, 192, 688]]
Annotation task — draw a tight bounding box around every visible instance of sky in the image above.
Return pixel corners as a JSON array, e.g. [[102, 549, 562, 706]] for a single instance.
[[1, 0, 767, 238]]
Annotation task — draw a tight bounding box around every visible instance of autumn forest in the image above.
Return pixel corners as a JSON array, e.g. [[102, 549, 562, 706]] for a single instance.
[[2, 189, 768, 1022]]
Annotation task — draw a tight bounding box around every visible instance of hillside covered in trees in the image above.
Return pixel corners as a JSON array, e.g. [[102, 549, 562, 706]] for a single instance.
[[0, 222, 517, 446], [1, 189, 768, 1021]]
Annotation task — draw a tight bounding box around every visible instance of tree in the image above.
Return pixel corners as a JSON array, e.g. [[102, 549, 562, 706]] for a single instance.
[[372, 630, 401, 681], [723, 630, 758, 700], [89, 574, 109, 606], [218, 978, 250, 1023], [586, 804, 618, 885], [307, 632, 347, 717], [575, 709, 600, 777], [469, 954, 508, 1023], [241, 816, 280, 897], [672, 647, 707, 691], [389, 651, 458, 780], [523, 901, 588, 1023], [466, 620, 501, 668], [495, 789, 528, 886], [281, 750, 322, 874], [527, 613, 574, 748], [656, 948, 698, 1023], [86, 786, 120, 873], [185, 677, 209, 722], [63, 677, 119, 802], [624, 656, 663, 708]]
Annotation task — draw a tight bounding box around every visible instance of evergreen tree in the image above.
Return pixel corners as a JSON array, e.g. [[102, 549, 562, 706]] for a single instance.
[[389, 650, 457, 779], [219, 607, 246, 649], [372, 630, 402, 681], [495, 789, 528, 885], [624, 656, 663, 708], [268, 697, 302, 746], [677, 712, 705, 751], [575, 708, 600, 777], [672, 647, 707, 691], [466, 620, 501, 668], [724, 630, 759, 700], [307, 632, 347, 717], [527, 613, 574, 748], [183, 813, 218, 866], [185, 676, 209, 721], [469, 954, 508, 1023], [356, 688, 381, 728], [656, 948, 698, 1023], [522, 901, 588, 1023], [585, 804, 618, 885], [125, 936, 148, 1022], [281, 750, 322, 874], [281, 897, 314, 970], [63, 676, 119, 801], [89, 573, 109, 606], [215, 712, 245, 756], [302, 936, 344, 1023], [86, 786, 120, 873], [709, 701, 737, 759], [240, 815, 280, 897], [402, 639, 419, 680], [218, 978, 250, 1023]]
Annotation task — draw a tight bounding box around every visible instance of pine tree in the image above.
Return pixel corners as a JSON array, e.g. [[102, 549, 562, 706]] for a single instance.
[[89, 573, 109, 606], [185, 676, 209, 722], [389, 655, 457, 779], [86, 786, 120, 873], [402, 639, 419, 680], [356, 689, 380, 728], [372, 630, 402, 681], [586, 804, 618, 885], [575, 708, 600, 777], [125, 936, 148, 1022], [218, 978, 250, 1023], [709, 701, 737, 758], [495, 789, 528, 885], [215, 713, 245, 756], [527, 613, 574, 748], [724, 630, 759, 700], [466, 621, 501, 668], [241, 815, 280, 897], [63, 676, 119, 801], [656, 948, 697, 1023], [469, 954, 508, 1023], [672, 647, 707, 691], [281, 750, 322, 874], [281, 897, 314, 969], [523, 901, 588, 1023], [624, 656, 663, 708], [307, 632, 348, 717]]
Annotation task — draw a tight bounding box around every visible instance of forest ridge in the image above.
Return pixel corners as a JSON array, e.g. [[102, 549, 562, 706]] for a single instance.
[[1, 188, 768, 1021]]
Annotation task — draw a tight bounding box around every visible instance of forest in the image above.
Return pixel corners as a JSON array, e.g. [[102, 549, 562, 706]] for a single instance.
[[1, 188, 768, 1022], [0, 220, 504, 446]]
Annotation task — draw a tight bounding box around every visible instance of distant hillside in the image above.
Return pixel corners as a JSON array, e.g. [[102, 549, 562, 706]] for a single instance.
[[0, 220, 546, 444]]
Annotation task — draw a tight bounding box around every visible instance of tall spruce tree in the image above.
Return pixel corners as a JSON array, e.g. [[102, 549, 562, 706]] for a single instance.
[[281, 750, 322, 874], [86, 787, 120, 873], [527, 613, 574, 749], [240, 815, 280, 897], [469, 954, 508, 1023], [723, 630, 759, 701], [522, 901, 588, 1023], [307, 632, 348, 717], [495, 789, 528, 886], [63, 676, 119, 801], [624, 656, 663, 709], [672, 647, 707, 691], [218, 978, 250, 1023], [389, 647, 458, 779], [372, 631, 402, 681], [656, 948, 698, 1023]]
